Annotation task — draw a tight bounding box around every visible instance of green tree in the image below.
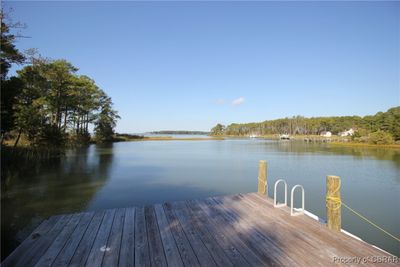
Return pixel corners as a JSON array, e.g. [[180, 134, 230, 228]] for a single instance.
[[1, 9, 26, 141], [217, 107, 400, 141], [211, 124, 226, 135], [1, 76, 23, 137], [1, 10, 121, 147], [41, 59, 78, 130], [94, 91, 120, 142], [68, 75, 101, 143], [368, 131, 394, 145], [0, 9, 25, 80], [12, 58, 119, 147], [13, 64, 49, 146]]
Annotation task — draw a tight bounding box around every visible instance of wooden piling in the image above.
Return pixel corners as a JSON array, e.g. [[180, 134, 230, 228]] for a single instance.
[[326, 175, 341, 231], [257, 160, 267, 196]]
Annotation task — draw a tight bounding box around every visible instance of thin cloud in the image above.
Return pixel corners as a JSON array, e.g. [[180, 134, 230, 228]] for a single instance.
[[215, 99, 225, 105], [232, 97, 245, 106]]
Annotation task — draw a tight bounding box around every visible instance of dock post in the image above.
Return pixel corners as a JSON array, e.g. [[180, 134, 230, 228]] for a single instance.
[[326, 175, 341, 231], [258, 160, 267, 196]]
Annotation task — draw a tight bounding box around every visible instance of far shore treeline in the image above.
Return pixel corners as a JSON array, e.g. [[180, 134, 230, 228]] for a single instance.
[[211, 107, 400, 145], [150, 131, 210, 135], [1, 10, 120, 148]]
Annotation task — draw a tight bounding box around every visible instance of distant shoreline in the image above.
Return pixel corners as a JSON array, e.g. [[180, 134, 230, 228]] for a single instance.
[[208, 134, 400, 149], [328, 142, 400, 149], [4, 134, 399, 148], [136, 137, 224, 141], [112, 134, 224, 142], [148, 131, 210, 135], [112, 134, 400, 148]]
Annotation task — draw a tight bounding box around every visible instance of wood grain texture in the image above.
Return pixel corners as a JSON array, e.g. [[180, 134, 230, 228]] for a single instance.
[[16, 214, 73, 267], [102, 208, 125, 267], [154, 204, 184, 267], [34, 213, 82, 267], [326, 175, 341, 231], [134, 206, 150, 267], [174, 201, 233, 267], [1, 215, 61, 267], [68, 211, 105, 267], [119, 207, 135, 267], [257, 160, 267, 195], [85, 209, 116, 267], [162, 202, 200, 267], [170, 201, 217, 267], [144, 206, 168, 267], [2, 193, 396, 267]]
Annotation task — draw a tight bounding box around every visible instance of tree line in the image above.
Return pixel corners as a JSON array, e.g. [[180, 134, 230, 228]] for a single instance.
[[150, 131, 210, 135], [211, 106, 400, 142], [1, 10, 120, 147]]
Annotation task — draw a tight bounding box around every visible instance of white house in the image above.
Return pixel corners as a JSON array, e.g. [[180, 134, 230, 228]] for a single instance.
[[339, 128, 355, 137], [320, 131, 332, 137], [279, 134, 290, 140]]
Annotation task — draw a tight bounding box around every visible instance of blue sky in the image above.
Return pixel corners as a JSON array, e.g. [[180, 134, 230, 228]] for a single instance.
[[5, 1, 400, 133]]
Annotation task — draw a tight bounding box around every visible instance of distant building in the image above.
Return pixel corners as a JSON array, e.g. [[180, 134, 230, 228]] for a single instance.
[[320, 131, 332, 137], [279, 134, 290, 140], [339, 128, 355, 137]]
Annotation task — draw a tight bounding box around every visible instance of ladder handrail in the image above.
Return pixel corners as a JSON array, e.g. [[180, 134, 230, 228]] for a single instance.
[[291, 184, 305, 216], [274, 179, 287, 208]]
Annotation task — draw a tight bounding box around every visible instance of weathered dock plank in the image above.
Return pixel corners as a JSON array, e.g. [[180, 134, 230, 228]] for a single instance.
[[193, 199, 264, 266], [153, 204, 184, 267], [118, 207, 136, 267], [2, 215, 62, 267], [102, 208, 125, 267], [144, 206, 168, 267], [186, 199, 250, 266], [134, 207, 150, 267], [34, 213, 82, 267], [52, 212, 95, 267], [162, 202, 200, 267], [248, 193, 394, 259], [85, 209, 116, 267], [17, 214, 73, 267], [202, 197, 282, 266], [2, 193, 397, 267], [68, 211, 105, 267], [218, 194, 329, 266], [170, 201, 217, 267], [173, 201, 234, 267], [211, 196, 300, 267]]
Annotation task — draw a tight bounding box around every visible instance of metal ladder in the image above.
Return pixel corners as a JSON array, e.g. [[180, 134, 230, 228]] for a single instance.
[[273, 179, 305, 216]]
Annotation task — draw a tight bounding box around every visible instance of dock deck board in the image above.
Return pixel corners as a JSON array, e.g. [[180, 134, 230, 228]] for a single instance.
[[2, 193, 396, 267]]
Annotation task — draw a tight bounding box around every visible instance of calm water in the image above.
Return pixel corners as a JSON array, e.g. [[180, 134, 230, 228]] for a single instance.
[[2, 139, 400, 258]]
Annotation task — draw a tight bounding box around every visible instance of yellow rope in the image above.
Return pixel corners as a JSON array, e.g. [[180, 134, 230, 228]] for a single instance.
[[326, 179, 400, 243], [258, 177, 267, 194], [326, 179, 342, 211], [341, 202, 400, 243]]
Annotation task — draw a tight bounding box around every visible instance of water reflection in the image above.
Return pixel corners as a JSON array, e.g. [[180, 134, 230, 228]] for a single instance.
[[261, 141, 400, 167], [1, 144, 114, 259]]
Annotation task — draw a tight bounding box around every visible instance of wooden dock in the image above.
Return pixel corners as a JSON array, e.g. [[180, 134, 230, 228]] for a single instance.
[[2, 193, 396, 267]]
